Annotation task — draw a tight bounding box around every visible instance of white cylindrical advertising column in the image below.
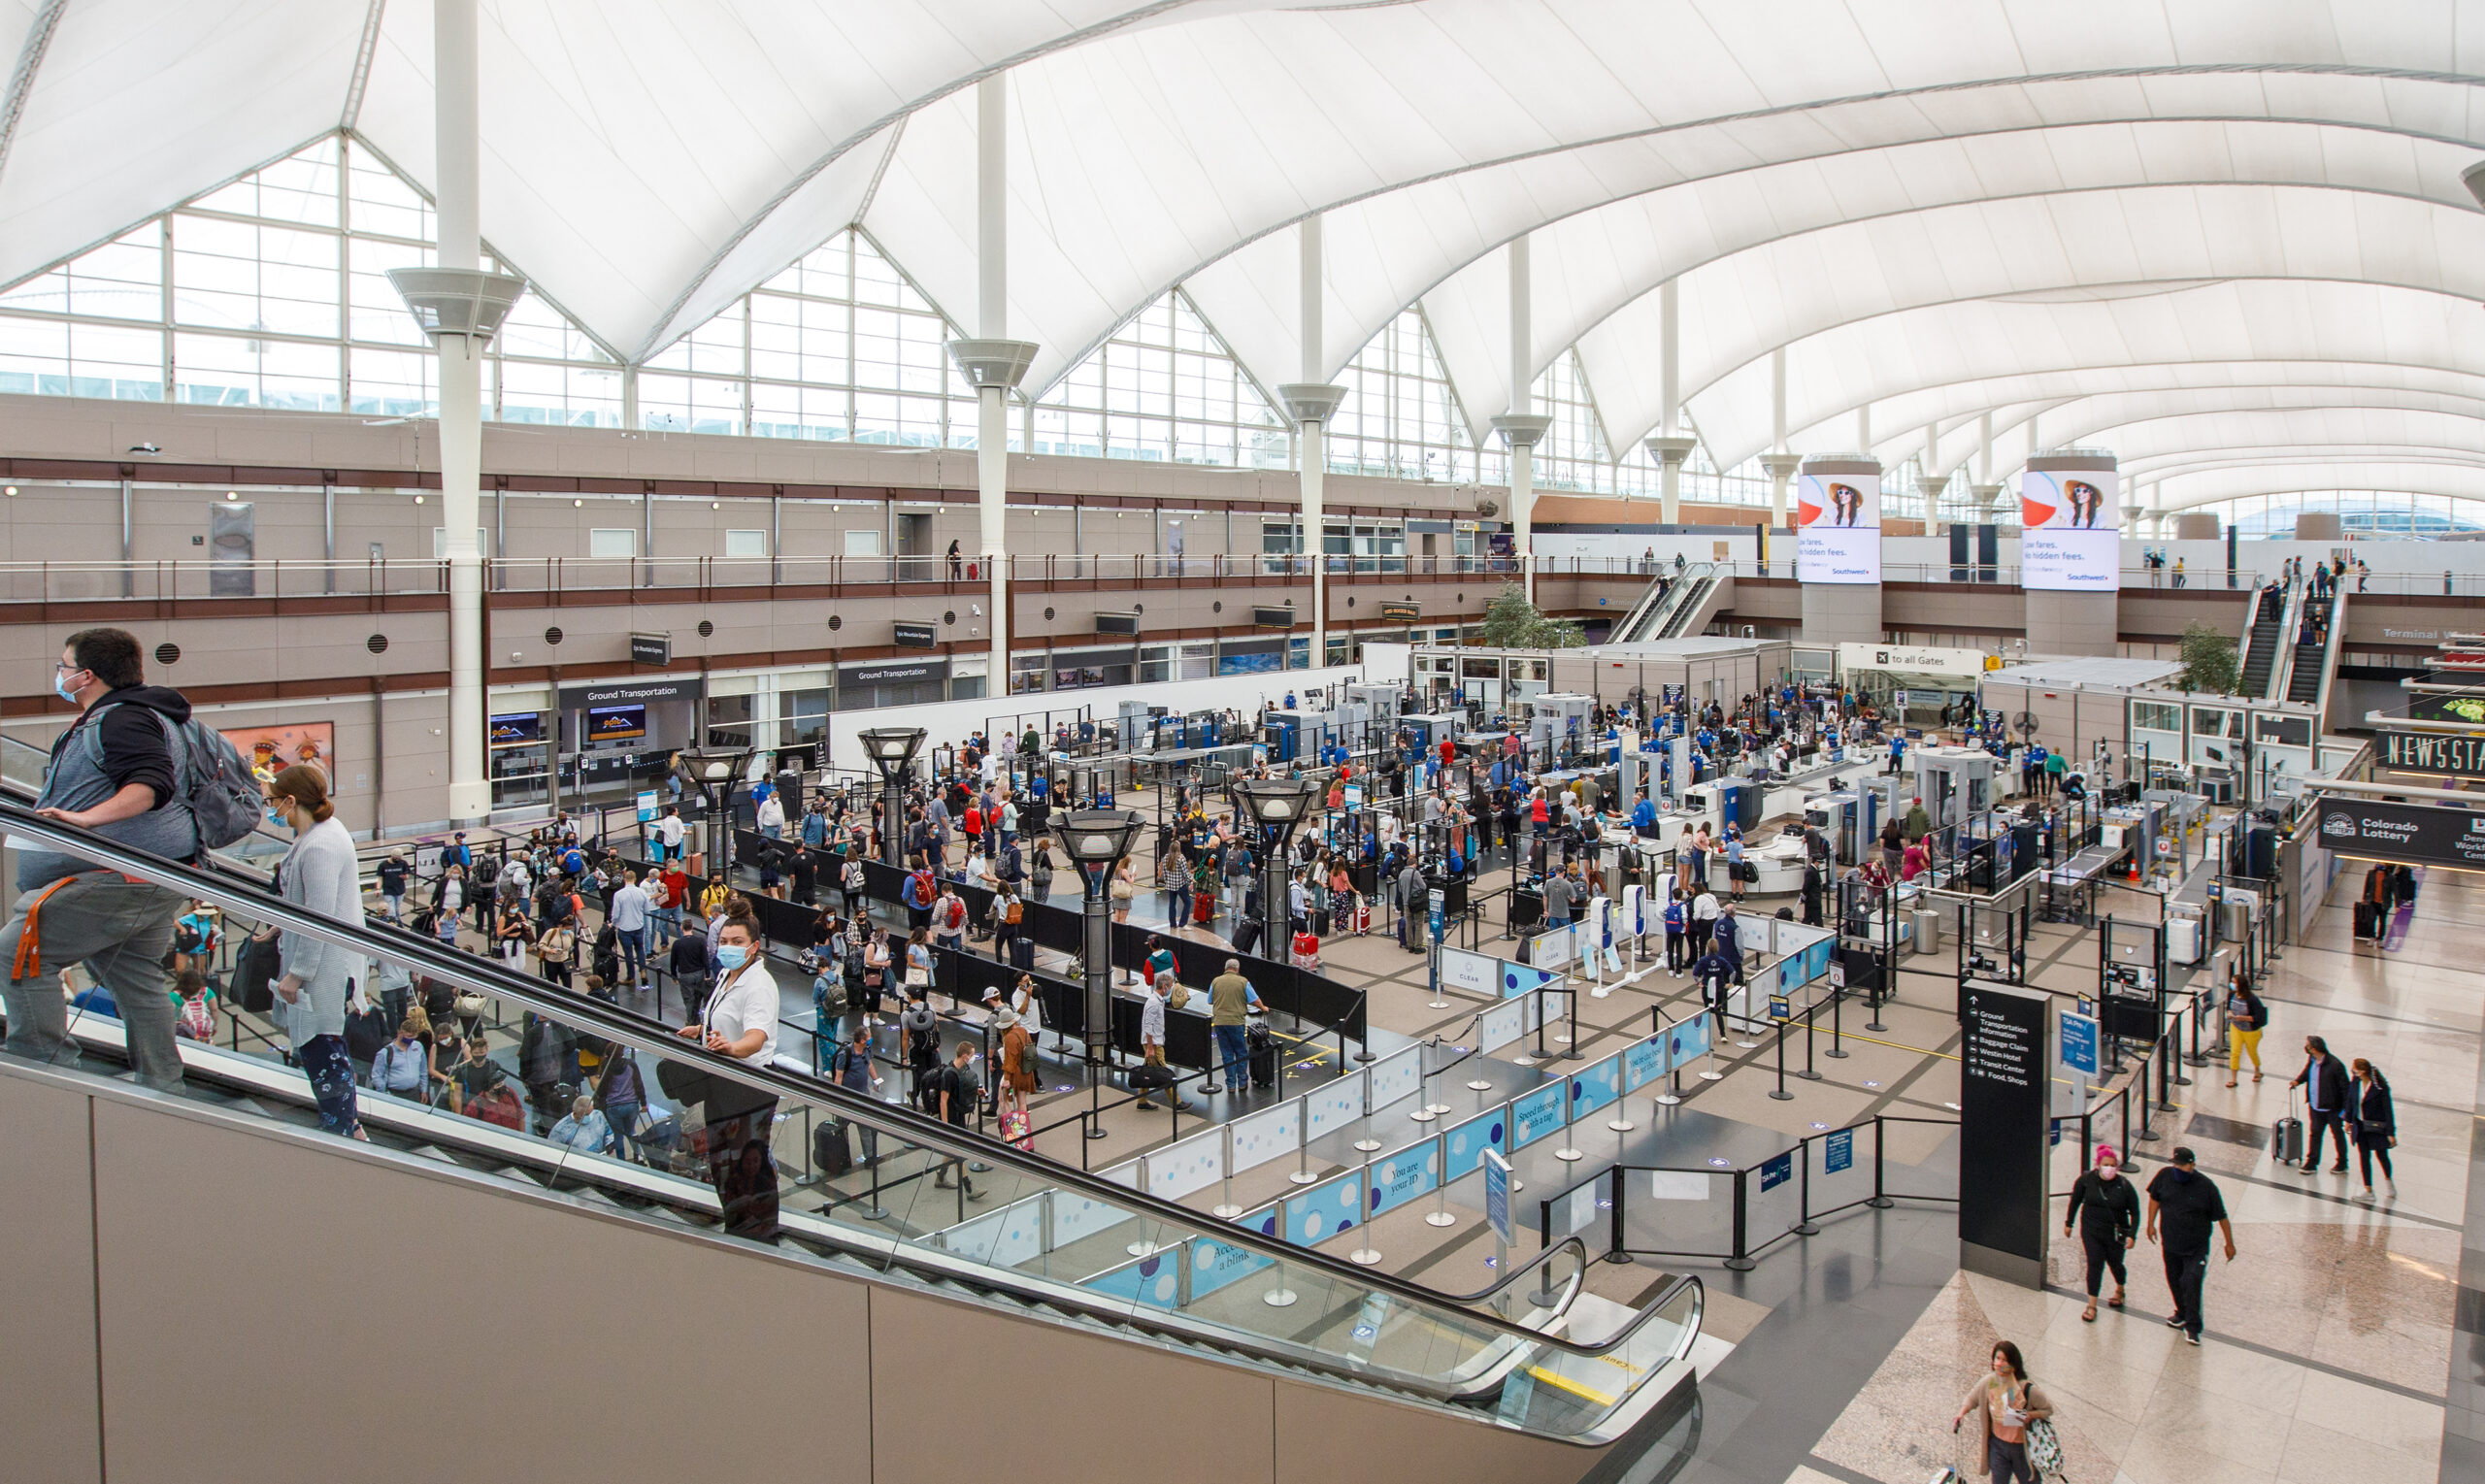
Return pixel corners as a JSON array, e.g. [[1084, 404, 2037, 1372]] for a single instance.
[[2019, 451, 2120, 656], [1795, 456, 1882, 644]]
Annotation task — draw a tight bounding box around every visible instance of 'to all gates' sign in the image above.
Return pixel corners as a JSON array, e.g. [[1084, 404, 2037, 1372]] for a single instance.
[[2316, 798, 2485, 870]]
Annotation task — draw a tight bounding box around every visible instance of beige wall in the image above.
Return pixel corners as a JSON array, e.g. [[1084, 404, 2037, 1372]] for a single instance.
[[0, 1064, 1597, 1484]]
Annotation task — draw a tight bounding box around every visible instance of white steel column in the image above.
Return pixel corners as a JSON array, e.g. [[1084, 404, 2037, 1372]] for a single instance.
[[1970, 411, 2001, 516], [1276, 217, 1344, 666], [947, 74, 1039, 696], [1855, 403, 1872, 456], [1759, 346, 1799, 529], [977, 76, 1008, 690], [436, 0, 486, 825], [1491, 235, 1550, 603], [1644, 280, 1696, 528]]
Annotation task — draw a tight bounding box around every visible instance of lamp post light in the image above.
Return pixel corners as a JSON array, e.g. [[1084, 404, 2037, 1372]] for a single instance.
[[671, 747, 753, 881], [858, 727, 927, 870], [1059, 808, 1147, 1139], [1231, 775, 1331, 1057]]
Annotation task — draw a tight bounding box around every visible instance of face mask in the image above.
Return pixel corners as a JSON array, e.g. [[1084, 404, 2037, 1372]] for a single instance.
[[715, 944, 748, 972], [266, 804, 290, 827], [53, 673, 81, 704]]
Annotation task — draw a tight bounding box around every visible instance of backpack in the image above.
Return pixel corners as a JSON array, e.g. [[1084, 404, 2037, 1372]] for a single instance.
[[1005, 898, 1023, 925], [812, 973, 845, 1018], [918, 1064, 955, 1116], [944, 898, 966, 931], [82, 704, 261, 851], [903, 871, 932, 909]]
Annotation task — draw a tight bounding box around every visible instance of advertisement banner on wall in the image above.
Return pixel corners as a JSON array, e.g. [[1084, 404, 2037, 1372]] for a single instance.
[[2019, 468, 2121, 592], [1796, 470, 1880, 585], [2314, 797, 2485, 870]]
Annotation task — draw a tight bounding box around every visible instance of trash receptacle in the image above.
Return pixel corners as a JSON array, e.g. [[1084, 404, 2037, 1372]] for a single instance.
[[1911, 907, 1941, 955]]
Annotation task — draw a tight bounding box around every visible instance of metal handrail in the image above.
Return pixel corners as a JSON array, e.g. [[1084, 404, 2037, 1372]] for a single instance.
[[0, 796, 1702, 1409]]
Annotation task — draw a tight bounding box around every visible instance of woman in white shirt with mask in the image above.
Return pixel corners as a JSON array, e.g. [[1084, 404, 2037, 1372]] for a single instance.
[[676, 902, 780, 1237]]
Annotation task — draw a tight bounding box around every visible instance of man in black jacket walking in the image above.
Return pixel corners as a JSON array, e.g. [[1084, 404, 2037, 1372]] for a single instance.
[[2290, 1036, 2352, 1173]]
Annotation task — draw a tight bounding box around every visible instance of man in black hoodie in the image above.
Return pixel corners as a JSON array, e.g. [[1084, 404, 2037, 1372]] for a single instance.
[[1, 628, 197, 1091]]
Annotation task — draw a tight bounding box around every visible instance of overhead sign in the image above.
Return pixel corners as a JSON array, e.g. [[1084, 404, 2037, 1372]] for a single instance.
[[557, 676, 698, 709], [1095, 611, 1140, 637], [2315, 797, 2485, 870], [629, 632, 671, 667], [1379, 601, 1422, 623], [2059, 1011, 2100, 1078], [2376, 729, 2485, 778], [1838, 643, 1988, 677], [2019, 466, 2121, 593], [841, 659, 946, 687], [1795, 466, 1880, 586], [1252, 605, 1297, 629], [893, 620, 938, 649]]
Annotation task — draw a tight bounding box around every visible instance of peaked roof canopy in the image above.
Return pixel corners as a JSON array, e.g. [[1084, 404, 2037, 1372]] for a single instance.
[[7, 0, 2485, 501]]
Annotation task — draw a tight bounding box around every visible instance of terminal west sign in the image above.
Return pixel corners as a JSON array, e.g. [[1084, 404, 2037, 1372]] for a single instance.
[[2376, 729, 2485, 778], [2316, 798, 2485, 870]]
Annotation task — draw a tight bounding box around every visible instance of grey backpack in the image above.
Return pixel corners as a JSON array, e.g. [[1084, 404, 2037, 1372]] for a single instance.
[[85, 704, 265, 852]]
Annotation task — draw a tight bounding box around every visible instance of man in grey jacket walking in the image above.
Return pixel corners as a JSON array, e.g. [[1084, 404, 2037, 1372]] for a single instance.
[[0, 629, 197, 1091]]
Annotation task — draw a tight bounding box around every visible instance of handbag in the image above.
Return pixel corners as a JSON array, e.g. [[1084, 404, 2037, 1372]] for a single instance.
[[2023, 1414, 2064, 1478]]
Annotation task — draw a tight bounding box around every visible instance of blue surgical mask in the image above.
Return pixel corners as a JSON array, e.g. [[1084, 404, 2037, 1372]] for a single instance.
[[53, 674, 81, 704], [265, 804, 289, 827], [716, 944, 748, 972]]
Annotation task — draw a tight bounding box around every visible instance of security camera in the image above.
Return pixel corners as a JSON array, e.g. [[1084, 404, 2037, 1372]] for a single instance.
[[972, 604, 983, 617], [128, 443, 160, 455]]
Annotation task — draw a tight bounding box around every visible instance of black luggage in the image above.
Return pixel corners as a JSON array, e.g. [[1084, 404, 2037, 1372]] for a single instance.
[[2354, 901, 2381, 940], [1246, 1020, 1278, 1089], [814, 1119, 852, 1178], [2273, 1093, 2305, 1166], [1230, 919, 1261, 956], [1011, 937, 1035, 971]]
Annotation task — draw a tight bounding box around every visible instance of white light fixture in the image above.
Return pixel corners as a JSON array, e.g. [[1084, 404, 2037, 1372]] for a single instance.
[[3, 486, 15, 497], [224, 491, 239, 501]]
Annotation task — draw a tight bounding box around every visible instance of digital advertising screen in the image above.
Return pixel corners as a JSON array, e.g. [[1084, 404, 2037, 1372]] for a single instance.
[[585, 704, 646, 742], [488, 712, 542, 747], [1796, 470, 1881, 584], [2019, 468, 2120, 592]]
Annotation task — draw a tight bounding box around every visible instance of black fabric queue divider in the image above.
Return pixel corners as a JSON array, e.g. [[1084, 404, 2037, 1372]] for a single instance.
[[727, 850, 1365, 1053], [621, 852, 1218, 1070]]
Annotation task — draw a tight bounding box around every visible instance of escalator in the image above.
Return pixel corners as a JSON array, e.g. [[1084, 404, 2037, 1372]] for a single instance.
[[0, 795, 1705, 1476], [2287, 587, 2341, 712], [1656, 572, 1722, 638], [2236, 575, 2291, 699], [1610, 563, 1715, 644]]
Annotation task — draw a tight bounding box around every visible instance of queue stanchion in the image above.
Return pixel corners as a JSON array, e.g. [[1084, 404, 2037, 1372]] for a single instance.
[[1425, 1133, 1457, 1228], [1770, 1017, 1795, 1101], [1352, 1075, 1383, 1154], [1554, 1078, 1584, 1162], [1409, 1049, 1440, 1123], [1799, 998, 1824, 1081], [1211, 1123, 1243, 1219], [1289, 1105, 1321, 1184], [1825, 977, 1849, 1059], [1348, 1159, 1384, 1266]]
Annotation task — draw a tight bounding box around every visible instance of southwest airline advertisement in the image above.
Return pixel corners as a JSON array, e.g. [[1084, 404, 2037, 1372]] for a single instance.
[[2019, 468, 2120, 591], [1796, 471, 1880, 584]]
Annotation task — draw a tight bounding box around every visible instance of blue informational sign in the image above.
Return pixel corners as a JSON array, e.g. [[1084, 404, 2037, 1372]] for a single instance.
[[1825, 1128, 1854, 1174], [1621, 1035, 1668, 1092], [2060, 1012, 2100, 1078], [1484, 1150, 1513, 1243], [1664, 1014, 1712, 1072], [1185, 1236, 1274, 1301], [1368, 1143, 1441, 1217], [1283, 1171, 1364, 1245], [1080, 1249, 1183, 1309], [1569, 1054, 1623, 1117], [1428, 888, 1444, 944], [1510, 1082, 1568, 1149], [1441, 1108, 1507, 1182], [635, 789, 659, 824], [1768, 993, 1792, 1021], [1760, 1150, 1794, 1193]]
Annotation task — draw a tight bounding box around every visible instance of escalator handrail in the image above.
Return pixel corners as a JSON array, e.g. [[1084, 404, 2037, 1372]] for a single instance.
[[0, 795, 1703, 1388]]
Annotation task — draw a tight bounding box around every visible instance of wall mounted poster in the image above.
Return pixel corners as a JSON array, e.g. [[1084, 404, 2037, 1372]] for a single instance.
[[223, 722, 335, 787], [2020, 468, 2121, 592], [1796, 471, 1880, 584]]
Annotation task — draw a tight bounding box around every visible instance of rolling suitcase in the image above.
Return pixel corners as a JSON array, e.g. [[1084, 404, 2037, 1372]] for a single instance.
[[1246, 1021, 1278, 1089], [813, 1120, 852, 1178], [1193, 894, 1213, 925], [2353, 901, 2381, 940], [2272, 1093, 2305, 1166], [1230, 919, 1262, 956], [1011, 937, 1036, 971]]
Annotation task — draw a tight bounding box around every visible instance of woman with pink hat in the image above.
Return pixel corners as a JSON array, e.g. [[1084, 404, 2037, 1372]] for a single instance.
[[2062, 1144, 2139, 1322]]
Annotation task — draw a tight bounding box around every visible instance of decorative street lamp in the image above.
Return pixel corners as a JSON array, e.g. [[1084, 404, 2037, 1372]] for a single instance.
[[857, 727, 927, 869], [671, 746, 753, 880], [1229, 775, 1330, 1070], [1058, 808, 1146, 1138]]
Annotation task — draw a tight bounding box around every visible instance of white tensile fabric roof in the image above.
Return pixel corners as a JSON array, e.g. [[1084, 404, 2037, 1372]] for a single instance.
[[6, 0, 2485, 507]]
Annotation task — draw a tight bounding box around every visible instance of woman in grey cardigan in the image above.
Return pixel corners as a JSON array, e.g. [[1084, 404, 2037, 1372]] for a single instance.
[[259, 764, 369, 1139]]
